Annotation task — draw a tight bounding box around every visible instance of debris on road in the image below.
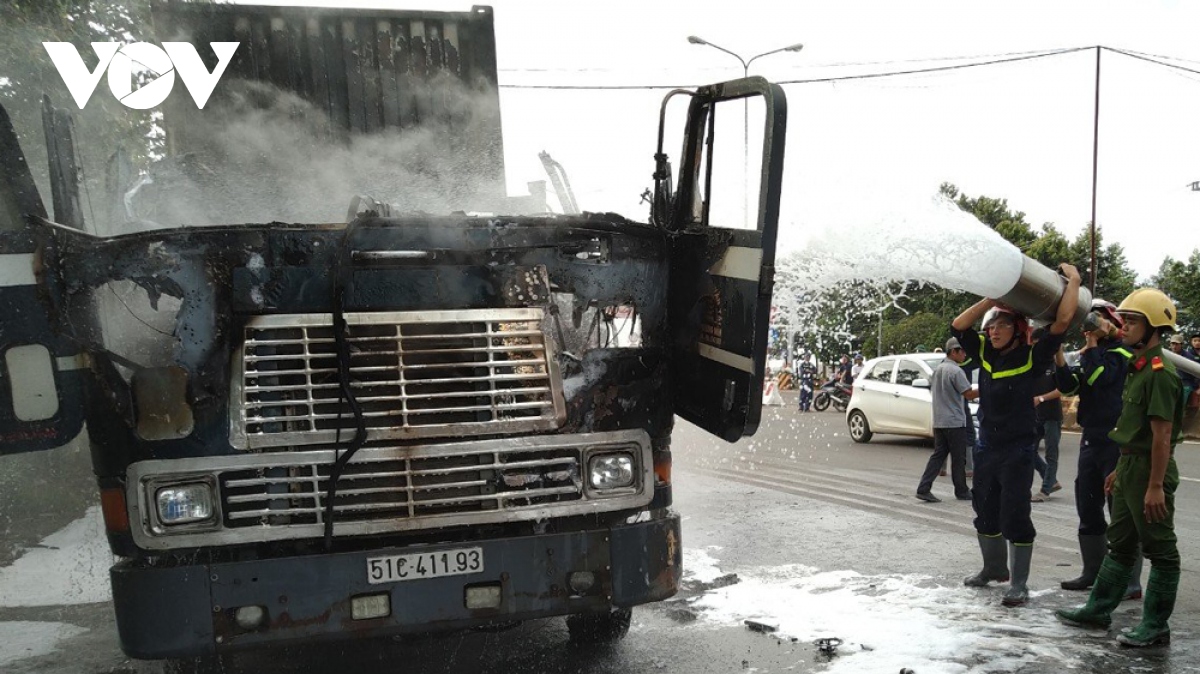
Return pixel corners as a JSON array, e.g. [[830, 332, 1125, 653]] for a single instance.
[[744, 619, 779, 633]]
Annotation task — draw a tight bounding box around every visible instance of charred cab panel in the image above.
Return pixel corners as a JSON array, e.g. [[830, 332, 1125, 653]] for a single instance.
[[0, 104, 87, 455], [660, 78, 787, 442]]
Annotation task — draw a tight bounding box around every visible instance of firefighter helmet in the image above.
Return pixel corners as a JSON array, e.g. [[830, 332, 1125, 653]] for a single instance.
[[1116, 288, 1178, 330], [1090, 298, 1123, 330], [982, 305, 1030, 345]]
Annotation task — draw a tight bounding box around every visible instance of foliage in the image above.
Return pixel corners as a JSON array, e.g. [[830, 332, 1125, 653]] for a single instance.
[[863, 312, 949, 356], [939, 182, 1136, 301], [1153, 249, 1200, 335]]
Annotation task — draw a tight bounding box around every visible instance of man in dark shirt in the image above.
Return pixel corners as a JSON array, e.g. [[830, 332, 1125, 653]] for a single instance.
[[1169, 334, 1197, 405], [1030, 328, 1064, 501], [952, 263, 1082, 607]]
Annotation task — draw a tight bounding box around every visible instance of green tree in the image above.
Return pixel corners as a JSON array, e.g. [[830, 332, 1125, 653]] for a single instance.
[[861, 311, 950, 358], [940, 183, 1135, 300], [939, 182, 1037, 250], [1026, 223, 1070, 270], [1153, 249, 1200, 335], [1066, 228, 1137, 303]]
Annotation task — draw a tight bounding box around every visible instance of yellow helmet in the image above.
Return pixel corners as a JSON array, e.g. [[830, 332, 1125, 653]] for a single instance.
[[1116, 288, 1178, 329]]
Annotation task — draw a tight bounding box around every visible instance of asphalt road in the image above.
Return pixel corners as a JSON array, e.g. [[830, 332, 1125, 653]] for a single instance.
[[5, 400, 1200, 673]]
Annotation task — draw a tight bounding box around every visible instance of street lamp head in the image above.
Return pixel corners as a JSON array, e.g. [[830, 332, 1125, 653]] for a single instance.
[[687, 35, 709, 46], [783, 42, 805, 53]]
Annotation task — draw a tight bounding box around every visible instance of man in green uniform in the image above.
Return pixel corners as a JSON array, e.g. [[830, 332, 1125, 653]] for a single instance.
[[1056, 288, 1186, 647]]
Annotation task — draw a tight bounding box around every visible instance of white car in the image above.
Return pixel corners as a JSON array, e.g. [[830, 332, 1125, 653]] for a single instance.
[[845, 353, 979, 443]]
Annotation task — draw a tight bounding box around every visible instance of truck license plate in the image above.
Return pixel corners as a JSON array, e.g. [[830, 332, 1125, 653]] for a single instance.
[[366, 547, 483, 584]]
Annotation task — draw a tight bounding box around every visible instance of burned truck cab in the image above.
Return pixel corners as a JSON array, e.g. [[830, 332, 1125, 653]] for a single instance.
[[0, 23, 785, 660]]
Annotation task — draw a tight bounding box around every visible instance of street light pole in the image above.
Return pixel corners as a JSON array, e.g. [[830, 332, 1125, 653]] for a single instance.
[[688, 37, 803, 228]]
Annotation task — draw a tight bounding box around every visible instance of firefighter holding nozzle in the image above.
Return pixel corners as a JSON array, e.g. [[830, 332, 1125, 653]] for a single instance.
[[952, 263, 1082, 607], [1057, 288, 1187, 648]]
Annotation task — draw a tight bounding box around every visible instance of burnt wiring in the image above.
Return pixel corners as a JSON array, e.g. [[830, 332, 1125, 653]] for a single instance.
[[322, 218, 369, 550], [108, 284, 174, 338]]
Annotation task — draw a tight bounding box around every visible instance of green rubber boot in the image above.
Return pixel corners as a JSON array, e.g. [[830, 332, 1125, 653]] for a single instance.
[[1055, 556, 1133, 629], [1123, 553, 1144, 601], [1117, 567, 1179, 647], [964, 534, 1009, 587]]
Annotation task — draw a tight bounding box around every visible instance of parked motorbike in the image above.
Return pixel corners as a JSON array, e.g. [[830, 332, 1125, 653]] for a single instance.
[[813, 380, 852, 412]]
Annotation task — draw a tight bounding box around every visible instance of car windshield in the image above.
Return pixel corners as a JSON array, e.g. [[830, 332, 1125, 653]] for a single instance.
[[923, 356, 946, 369]]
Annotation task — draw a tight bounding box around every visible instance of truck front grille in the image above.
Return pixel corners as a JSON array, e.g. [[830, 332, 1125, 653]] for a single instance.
[[221, 445, 582, 528], [125, 431, 654, 550], [231, 309, 565, 450]]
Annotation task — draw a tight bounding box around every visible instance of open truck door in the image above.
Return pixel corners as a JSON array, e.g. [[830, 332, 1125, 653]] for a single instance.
[[655, 77, 787, 442], [0, 102, 88, 454]]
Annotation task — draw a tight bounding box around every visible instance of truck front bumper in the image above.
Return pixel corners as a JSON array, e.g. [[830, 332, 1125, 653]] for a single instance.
[[111, 513, 681, 659]]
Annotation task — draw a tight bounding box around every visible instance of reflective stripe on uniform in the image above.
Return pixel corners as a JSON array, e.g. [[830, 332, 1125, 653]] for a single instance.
[[977, 339, 1034, 380], [1085, 347, 1133, 385]]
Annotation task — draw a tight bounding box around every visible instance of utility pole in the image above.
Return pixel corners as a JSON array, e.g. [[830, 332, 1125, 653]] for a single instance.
[[1089, 46, 1101, 295], [687, 37, 804, 228]]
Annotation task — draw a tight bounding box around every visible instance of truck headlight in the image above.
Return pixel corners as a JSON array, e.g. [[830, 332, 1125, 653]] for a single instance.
[[156, 483, 215, 525], [588, 453, 635, 490]]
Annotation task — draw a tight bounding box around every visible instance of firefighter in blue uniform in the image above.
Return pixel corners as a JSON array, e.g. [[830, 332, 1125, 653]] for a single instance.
[[1056, 300, 1141, 599], [1057, 288, 1186, 648], [952, 263, 1082, 607]]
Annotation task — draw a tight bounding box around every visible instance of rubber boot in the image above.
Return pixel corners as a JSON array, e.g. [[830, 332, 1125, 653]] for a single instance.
[[964, 534, 1009, 587], [1117, 567, 1179, 647], [1002, 542, 1033, 606], [1056, 556, 1134, 629], [1060, 534, 1106, 591], [1123, 553, 1144, 601]]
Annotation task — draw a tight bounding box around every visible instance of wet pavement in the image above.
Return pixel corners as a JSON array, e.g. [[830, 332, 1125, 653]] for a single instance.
[[4, 401, 1200, 673]]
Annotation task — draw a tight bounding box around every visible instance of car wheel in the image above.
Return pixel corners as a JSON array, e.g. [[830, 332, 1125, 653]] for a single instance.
[[848, 410, 873, 443], [813, 393, 831, 411]]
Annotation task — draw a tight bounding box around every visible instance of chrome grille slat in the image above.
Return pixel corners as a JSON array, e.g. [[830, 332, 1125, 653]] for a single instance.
[[243, 343, 548, 363], [231, 309, 566, 450], [241, 359, 547, 378], [243, 372, 544, 393], [244, 401, 552, 425], [241, 387, 553, 410], [221, 457, 577, 490], [219, 446, 593, 528]]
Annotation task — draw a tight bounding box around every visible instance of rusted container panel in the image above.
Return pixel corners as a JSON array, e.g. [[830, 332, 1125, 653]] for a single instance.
[[151, 2, 505, 203]]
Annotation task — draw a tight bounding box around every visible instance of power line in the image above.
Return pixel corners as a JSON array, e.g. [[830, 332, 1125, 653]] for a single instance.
[[498, 46, 1093, 90], [776, 46, 1093, 85], [1114, 47, 1200, 68], [496, 44, 1200, 94], [496, 47, 1083, 74], [1104, 46, 1200, 77]]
